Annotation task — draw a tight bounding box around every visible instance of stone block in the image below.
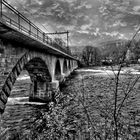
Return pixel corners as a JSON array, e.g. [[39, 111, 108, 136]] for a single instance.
[[0, 90, 8, 104], [10, 72, 16, 84], [6, 77, 12, 90], [16, 63, 22, 74], [2, 84, 10, 97], [0, 99, 5, 113]]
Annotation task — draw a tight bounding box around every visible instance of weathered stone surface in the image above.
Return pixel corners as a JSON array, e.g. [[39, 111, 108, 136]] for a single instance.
[[16, 63, 21, 74], [13, 67, 18, 77], [0, 99, 5, 113], [19, 58, 25, 69], [0, 90, 8, 104], [6, 77, 12, 90], [2, 84, 10, 97], [10, 72, 16, 84], [50, 81, 59, 90], [0, 35, 78, 114]]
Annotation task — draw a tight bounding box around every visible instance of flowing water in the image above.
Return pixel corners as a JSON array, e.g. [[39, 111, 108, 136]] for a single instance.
[[1, 66, 140, 139]]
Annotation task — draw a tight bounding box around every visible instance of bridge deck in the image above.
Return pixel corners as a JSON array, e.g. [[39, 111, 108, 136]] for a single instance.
[[0, 0, 76, 60]]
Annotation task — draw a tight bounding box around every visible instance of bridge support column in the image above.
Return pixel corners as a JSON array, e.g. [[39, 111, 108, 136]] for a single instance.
[[47, 56, 57, 81], [48, 80, 60, 103], [66, 60, 70, 76], [29, 78, 59, 103], [70, 60, 73, 72], [29, 79, 49, 102], [50, 80, 59, 90], [74, 61, 77, 69], [71, 60, 74, 71], [59, 59, 65, 79]]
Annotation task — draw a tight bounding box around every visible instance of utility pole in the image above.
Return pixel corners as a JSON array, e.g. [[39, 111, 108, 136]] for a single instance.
[[45, 31, 69, 50]]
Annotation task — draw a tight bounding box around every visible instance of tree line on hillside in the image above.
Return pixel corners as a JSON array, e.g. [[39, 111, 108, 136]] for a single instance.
[[78, 39, 140, 67]]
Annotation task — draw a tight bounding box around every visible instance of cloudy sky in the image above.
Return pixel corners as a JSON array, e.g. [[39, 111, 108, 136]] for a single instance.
[[6, 0, 140, 47]]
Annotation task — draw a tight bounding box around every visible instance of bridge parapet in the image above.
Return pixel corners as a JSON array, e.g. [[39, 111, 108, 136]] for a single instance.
[[0, 0, 71, 55]]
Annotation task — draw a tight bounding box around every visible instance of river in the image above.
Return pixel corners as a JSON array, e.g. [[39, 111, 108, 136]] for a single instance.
[[1, 66, 140, 139]]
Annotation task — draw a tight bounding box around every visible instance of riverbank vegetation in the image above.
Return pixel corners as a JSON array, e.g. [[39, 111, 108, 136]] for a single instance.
[[77, 39, 140, 68]]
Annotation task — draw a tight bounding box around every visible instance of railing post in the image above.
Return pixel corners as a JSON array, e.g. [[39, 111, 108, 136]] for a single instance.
[[18, 13, 20, 30], [29, 21, 31, 35], [0, 0, 2, 18]]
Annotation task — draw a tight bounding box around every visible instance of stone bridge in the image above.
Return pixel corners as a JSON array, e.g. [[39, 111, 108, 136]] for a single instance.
[[0, 0, 78, 115]]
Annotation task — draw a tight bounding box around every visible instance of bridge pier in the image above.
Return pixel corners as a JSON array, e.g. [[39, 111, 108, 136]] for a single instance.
[[29, 76, 59, 103]]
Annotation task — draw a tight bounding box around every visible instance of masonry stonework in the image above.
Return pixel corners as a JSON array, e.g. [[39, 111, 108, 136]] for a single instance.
[[0, 39, 78, 114]]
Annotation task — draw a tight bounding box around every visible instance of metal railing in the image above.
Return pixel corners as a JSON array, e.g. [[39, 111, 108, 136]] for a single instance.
[[0, 0, 71, 55]]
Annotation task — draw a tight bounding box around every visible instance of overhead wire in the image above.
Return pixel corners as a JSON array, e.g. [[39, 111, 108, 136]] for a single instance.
[[12, 0, 69, 47], [9, 0, 71, 49], [14, 0, 52, 34]]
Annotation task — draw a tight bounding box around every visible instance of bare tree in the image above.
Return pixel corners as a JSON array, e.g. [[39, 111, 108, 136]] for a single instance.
[[82, 46, 101, 66]]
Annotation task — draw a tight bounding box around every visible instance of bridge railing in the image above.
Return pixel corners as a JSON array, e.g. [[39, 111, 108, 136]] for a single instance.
[[0, 0, 71, 55]]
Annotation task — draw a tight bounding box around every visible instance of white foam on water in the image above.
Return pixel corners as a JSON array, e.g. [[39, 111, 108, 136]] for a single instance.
[[17, 75, 30, 81], [76, 69, 103, 73], [76, 68, 140, 76], [7, 97, 46, 105]]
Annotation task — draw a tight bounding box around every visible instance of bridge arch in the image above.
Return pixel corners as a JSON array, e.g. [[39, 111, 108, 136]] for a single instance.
[[0, 52, 52, 113], [24, 57, 51, 82]]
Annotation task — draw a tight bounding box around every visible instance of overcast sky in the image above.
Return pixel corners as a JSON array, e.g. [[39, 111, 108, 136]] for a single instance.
[[6, 0, 140, 46]]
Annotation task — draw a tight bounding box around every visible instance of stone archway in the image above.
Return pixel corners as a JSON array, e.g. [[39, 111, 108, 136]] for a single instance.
[[24, 57, 52, 102], [0, 52, 52, 114]]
